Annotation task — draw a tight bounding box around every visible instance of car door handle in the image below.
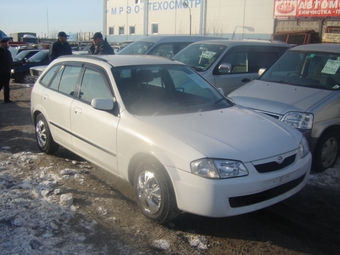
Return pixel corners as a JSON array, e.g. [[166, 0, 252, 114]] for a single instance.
[[74, 106, 82, 114], [242, 78, 251, 83]]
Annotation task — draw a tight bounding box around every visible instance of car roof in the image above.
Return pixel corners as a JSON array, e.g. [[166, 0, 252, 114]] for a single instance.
[[288, 43, 340, 52], [133, 35, 223, 43], [55, 54, 184, 67], [188, 39, 292, 47]]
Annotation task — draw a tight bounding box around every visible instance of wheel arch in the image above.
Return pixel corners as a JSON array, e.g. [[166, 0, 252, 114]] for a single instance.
[[316, 125, 340, 145], [127, 153, 162, 185], [32, 110, 42, 125]]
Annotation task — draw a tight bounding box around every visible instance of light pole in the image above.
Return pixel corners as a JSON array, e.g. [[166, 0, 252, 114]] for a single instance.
[[231, 26, 254, 40], [183, 1, 191, 35]]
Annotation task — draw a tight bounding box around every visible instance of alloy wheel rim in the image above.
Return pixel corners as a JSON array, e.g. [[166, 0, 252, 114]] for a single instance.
[[321, 137, 338, 168], [36, 120, 47, 148], [137, 170, 161, 214]]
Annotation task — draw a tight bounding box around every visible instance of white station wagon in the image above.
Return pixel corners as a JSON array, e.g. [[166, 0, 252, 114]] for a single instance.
[[31, 55, 311, 223]]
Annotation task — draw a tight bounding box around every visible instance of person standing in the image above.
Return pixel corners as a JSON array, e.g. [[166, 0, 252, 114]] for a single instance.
[[49, 31, 72, 61], [88, 32, 114, 55], [0, 37, 13, 103]]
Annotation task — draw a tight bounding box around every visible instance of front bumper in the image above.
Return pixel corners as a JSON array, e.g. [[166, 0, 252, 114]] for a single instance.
[[169, 152, 311, 218]]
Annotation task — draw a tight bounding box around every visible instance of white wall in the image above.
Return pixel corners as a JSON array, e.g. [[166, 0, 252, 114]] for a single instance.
[[106, 0, 275, 42]]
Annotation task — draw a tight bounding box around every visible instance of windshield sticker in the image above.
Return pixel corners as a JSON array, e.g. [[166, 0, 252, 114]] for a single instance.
[[200, 51, 216, 60], [321, 59, 340, 74]]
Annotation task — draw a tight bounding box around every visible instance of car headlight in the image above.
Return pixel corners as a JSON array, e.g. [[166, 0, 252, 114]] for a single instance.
[[299, 135, 309, 159], [281, 112, 313, 129], [190, 159, 249, 179], [11, 69, 15, 74]]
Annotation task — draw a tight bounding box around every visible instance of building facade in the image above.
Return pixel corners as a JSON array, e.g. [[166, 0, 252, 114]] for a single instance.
[[105, 0, 276, 42]]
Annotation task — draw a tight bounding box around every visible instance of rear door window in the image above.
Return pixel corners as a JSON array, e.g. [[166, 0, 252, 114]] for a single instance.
[[58, 66, 82, 96]]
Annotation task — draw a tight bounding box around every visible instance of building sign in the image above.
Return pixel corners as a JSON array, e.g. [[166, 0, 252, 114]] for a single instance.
[[108, 0, 201, 15], [323, 32, 340, 42], [274, 0, 340, 17]]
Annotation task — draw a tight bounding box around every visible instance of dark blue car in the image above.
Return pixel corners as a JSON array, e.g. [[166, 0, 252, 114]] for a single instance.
[[11, 50, 50, 83]]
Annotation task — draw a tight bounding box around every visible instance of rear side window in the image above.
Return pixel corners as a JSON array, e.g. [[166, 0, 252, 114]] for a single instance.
[[40, 65, 61, 87]]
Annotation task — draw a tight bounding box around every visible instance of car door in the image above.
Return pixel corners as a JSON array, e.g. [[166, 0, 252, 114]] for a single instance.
[[70, 65, 119, 174], [40, 64, 81, 148], [210, 45, 288, 95]]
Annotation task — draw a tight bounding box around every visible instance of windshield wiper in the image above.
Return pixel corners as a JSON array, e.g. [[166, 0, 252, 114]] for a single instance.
[[191, 66, 206, 71]]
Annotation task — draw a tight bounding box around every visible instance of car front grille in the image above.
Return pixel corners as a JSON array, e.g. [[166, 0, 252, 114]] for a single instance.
[[229, 173, 305, 208], [253, 154, 296, 173]]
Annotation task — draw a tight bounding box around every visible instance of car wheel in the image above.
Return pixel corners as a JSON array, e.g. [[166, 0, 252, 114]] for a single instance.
[[35, 113, 59, 154], [21, 71, 34, 84], [134, 158, 179, 224], [312, 131, 339, 172]]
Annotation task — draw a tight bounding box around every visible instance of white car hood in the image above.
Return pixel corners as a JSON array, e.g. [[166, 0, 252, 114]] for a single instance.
[[137, 106, 302, 162], [228, 80, 333, 114]]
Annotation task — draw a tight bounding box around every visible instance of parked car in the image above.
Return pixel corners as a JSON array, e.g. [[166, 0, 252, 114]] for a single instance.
[[228, 43, 340, 172], [12, 49, 40, 66], [117, 35, 221, 59], [173, 40, 292, 94], [11, 50, 50, 83], [29, 50, 89, 81], [31, 54, 311, 223]]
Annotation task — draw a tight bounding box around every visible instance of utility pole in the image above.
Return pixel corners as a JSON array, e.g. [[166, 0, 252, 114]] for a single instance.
[[103, 0, 108, 38], [144, 0, 149, 36]]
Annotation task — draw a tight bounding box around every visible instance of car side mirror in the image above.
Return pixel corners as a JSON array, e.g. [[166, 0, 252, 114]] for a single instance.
[[218, 63, 232, 74], [91, 98, 115, 110]]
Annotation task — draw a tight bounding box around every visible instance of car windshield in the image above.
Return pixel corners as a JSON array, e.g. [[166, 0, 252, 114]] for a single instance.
[[113, 64, 232, 116], [173, 44, 227, 71], [260, 51, 340, 90], [27, 51, 48, 63], [14, 50, 39, 62], [117, 41, 154, 55], [13, 50, 31, 61]]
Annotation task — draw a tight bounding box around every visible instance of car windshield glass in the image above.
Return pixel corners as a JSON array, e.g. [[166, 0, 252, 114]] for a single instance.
[[28, 51, 48, 63], [173, 44, 227, 71], [260, 51, 340, 90], [13, 50, 33, 61], [113, 64, 232, 116], [117, 41, 154, 55]]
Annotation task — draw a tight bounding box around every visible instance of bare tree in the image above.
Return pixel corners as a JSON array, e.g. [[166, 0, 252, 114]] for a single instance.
[[206, 19, 226, 37]]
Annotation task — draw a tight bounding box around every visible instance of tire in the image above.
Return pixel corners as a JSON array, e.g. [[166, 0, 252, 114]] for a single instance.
[[133, 158, 179, 224], [35, 113, 59, 154], [312, 131, 339, 172], [21, 71, 34, 84]]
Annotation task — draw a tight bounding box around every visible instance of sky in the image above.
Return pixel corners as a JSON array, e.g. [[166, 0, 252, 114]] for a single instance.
[[1, 0, 104, 39]]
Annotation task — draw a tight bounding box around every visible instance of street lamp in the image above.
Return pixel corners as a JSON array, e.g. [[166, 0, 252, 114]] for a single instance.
[[231, 26, 254, 40], [183, 1, 191, 35]]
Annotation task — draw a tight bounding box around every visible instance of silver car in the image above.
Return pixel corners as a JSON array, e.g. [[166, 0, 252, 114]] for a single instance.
[[173, 40, 292, 94], [30, 55, 311, 223], [117, 35, 221, 59], [228, 43, 340, 172]]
